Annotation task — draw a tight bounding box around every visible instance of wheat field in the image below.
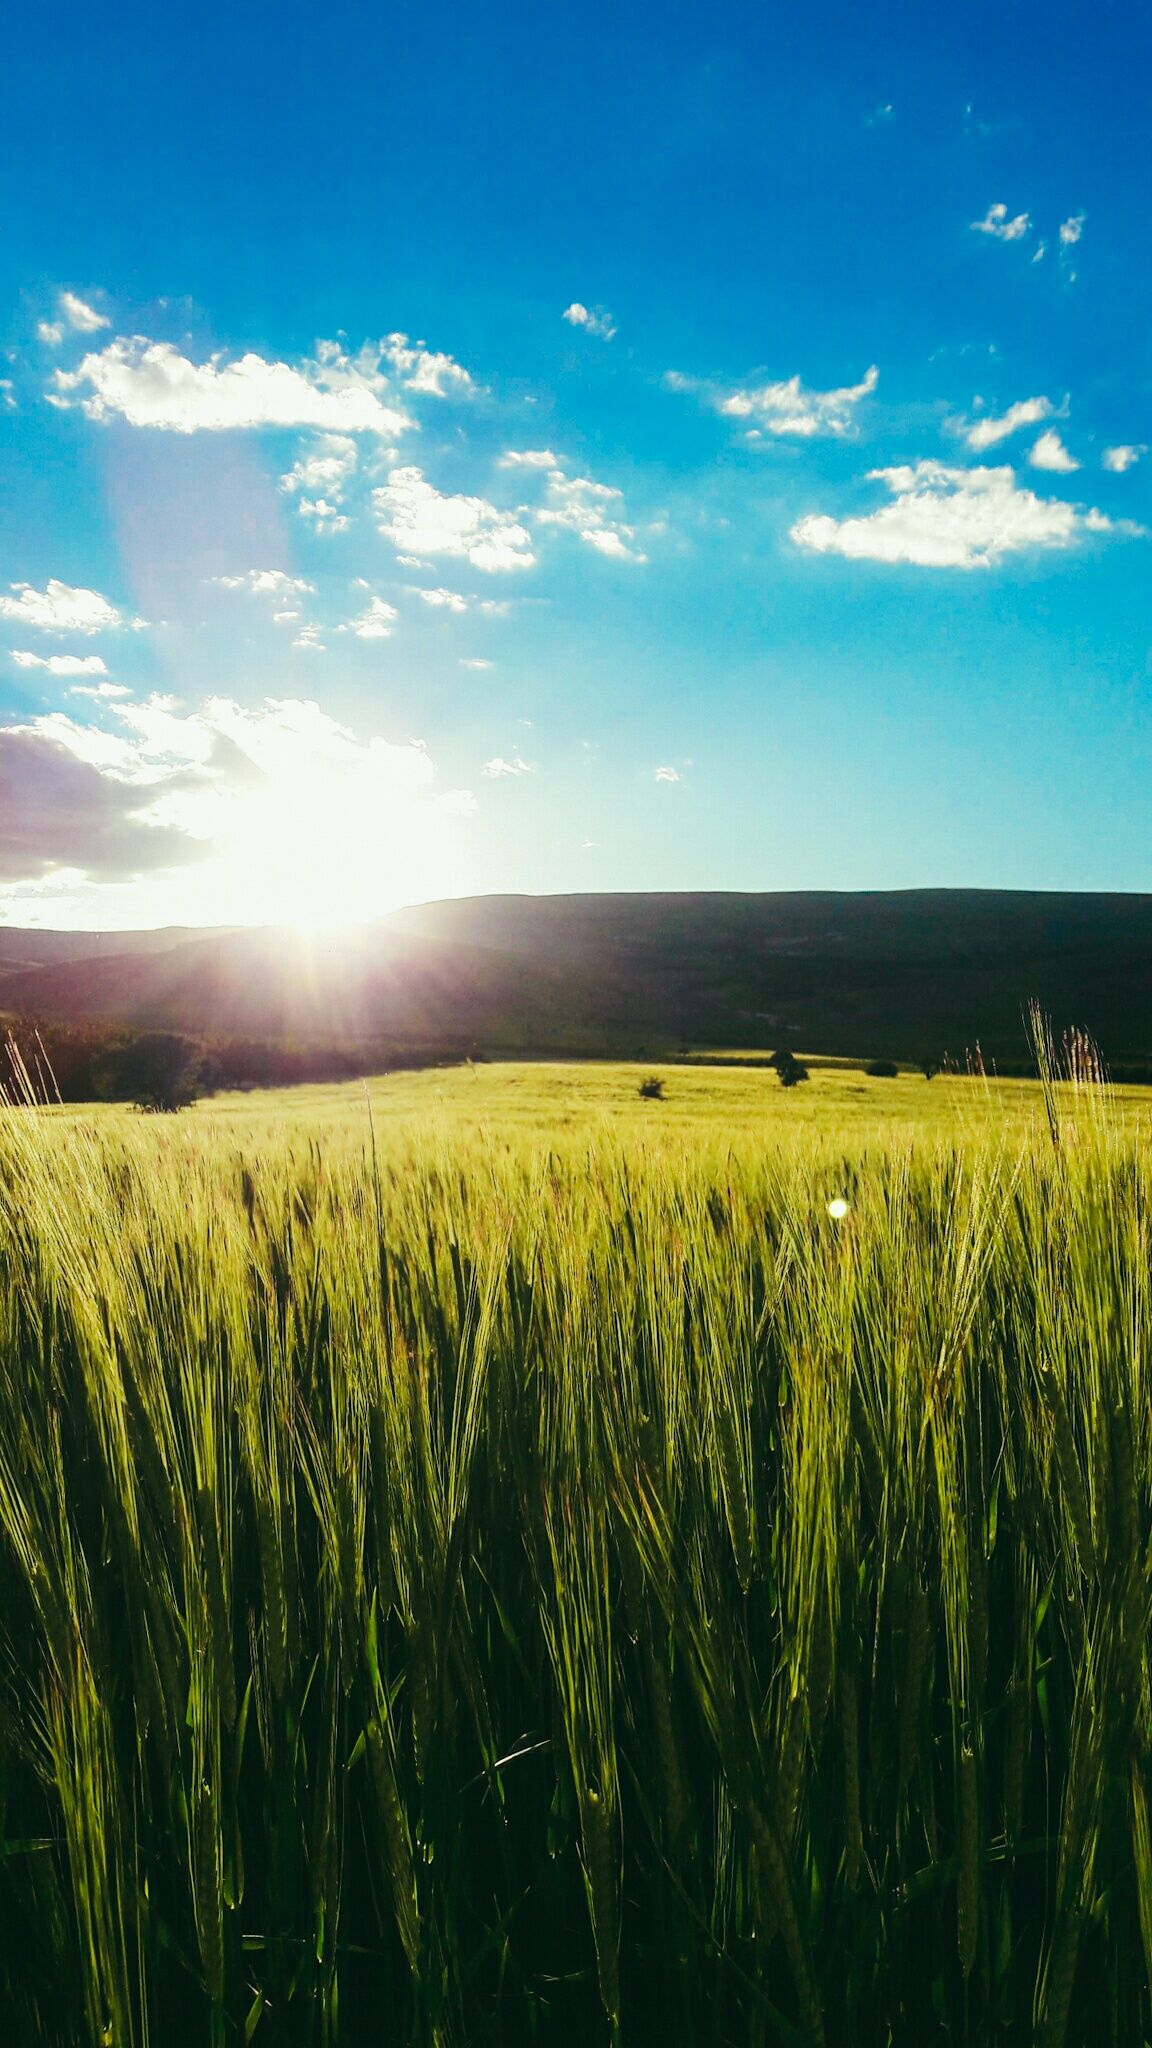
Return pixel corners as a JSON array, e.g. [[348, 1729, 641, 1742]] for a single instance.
[[1, 1055, 1150, 2045]]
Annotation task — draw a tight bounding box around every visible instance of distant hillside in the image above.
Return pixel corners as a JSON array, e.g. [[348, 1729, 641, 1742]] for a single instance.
[[0, 926, 236, 981], [2, 890, 1151, 1071]]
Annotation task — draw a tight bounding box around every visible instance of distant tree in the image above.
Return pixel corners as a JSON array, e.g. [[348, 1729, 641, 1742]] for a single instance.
[[100, 1032, 213, 1114], [638, 1075, 665, 1100], [922, 1060, 939, 1081], [776, 1054, 809, 1089], [865, 1059, 899, 1078]]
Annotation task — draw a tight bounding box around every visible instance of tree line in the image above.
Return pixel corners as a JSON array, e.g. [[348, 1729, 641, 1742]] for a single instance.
[[0, 1022, 476, 1110]]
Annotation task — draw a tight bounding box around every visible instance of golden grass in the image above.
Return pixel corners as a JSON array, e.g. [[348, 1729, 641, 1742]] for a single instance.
[[0, 1057, 1149, 2044]]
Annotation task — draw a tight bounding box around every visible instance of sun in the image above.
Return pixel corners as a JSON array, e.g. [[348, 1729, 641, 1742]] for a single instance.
[[137, 701, 477, 930]]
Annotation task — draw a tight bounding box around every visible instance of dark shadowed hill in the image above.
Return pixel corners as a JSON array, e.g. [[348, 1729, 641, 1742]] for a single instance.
[[0, 927, 236, 981], [2, 891, 1151, 1069]]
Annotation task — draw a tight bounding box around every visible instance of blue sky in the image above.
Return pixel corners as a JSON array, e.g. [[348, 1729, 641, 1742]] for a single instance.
[[1, 0, 1149, 927]]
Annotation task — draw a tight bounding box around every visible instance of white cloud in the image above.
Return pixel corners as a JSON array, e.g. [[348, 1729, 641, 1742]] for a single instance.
[[1059, 213, 1085, 246], [380, 332, 475, 396], [563, 302, 616, 341], [11, 650, 109, 676], [1102, 444, 1144, 473], [582, 527, 644, 561], [68, 681, 131, 701], [964, 395, 1054, 451], [1028, 429, 1079, 473], [0, 727, 202, 883], [292, 623, 326, 653], [373, 466, 536, 571], [51, 337, 413, 436], [482, 755, 533, 777], [791, 460, 1138, 569], [0, 694, 475, 922], [38, 293, 109, 348], [674, 363, 878, 439], [345, 594, 397, 640], [280, 434, 357, 531], [534, 469, 647, 562], [60, 291, 110, 334], [409, 585, 469, 611], [0, 580, 127, 634], [302, 499, 350, 534], [212, 569, 315, 599], [971, 202, 1031, 241], [0, 380, 14, 411], [654, 766, 680, 783], [498, 448, 560, 469], [460, 657, 493, 670]]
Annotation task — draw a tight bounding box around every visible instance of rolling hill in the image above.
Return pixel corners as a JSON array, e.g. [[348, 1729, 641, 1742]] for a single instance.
[[2, 890, 1151, 1071]]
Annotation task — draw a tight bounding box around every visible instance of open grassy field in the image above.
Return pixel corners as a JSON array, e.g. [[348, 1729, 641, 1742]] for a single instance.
[[79, 1053, 1152, 1152], [2, 1057, 1151, 2045]]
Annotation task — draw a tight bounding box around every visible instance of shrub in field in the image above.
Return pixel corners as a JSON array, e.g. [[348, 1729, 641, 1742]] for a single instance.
[[865, 1058, 899, 1078], [776, 1053, 809, 1086], [637, 1075, 665, 1099], [98, 1030, 213, 1112], [0, 1092, 1150, 2045]]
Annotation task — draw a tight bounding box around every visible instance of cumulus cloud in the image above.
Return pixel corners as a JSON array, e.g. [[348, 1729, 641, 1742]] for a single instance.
[[1102, 444, 1144, 473], [563, 303, 616, 341], [380, 333, 475, 396], [373, 467, 536, 571], [1028, 429, 1079, 473], [211, 569, 315, 599], [791, 460, 1138, 570], [292, 623, 326, 653], [0, 727, 203, 883], [482, 755, 533, 777], [0, 379, 14, 411], [963, 396, 1055, 451], [534, 469, 647, 561], [37, 291, 109, 349], [460, 657, 493, 670], [0, 580, 127, 634], [0, 695, 476, 922], [11, 650, 109, 676], [51, 337, 413, 436], [498, 448, 560, 469], [344, 593, 397, 640], [671, 363, 878, 439], [1059, 213, 1085, 246], [653, 766, 680, 783], [302, 499, 349, 534], [971, 202, 1031, 241], [724, 365, 878, 437], [409, 586, 469, 611], [280, 434, 358, 532], [60, 291, 109, 334]]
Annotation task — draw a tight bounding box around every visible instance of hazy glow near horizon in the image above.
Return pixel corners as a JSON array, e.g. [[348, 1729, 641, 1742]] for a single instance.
[[1, 695, 477, 930]]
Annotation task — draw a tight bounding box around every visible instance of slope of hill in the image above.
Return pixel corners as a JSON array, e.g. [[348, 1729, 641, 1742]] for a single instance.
[[0, 927, 236, 980], [1, 891, 1150, 1069]]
